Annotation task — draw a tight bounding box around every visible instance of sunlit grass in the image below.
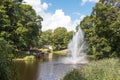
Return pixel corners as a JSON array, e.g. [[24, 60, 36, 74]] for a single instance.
[[53, 49, 67, 56], [63, 58, 120, 80], [23, 55, 35, 60], [13, 55, 35, 61]]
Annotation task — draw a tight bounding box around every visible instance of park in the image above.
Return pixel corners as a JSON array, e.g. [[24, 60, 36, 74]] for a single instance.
[[0, 0, 120, 80]]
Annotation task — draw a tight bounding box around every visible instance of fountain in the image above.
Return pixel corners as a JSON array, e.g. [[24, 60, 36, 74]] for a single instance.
[[60, 27, 88, 64], [37, 28, 88, 80]]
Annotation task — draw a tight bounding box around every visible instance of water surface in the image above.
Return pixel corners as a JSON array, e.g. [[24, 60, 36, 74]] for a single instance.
[[16, 58, 82, 80]]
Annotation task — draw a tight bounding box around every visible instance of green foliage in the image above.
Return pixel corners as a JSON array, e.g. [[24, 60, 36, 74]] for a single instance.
[[0, 1, 42, 79], [0, 0, 42, 51], [39, 27, 74, 51], [39, 29, 53, 47], [78, 0, 120, 59], [53, 49, 67, 56], [0, 39, 18, 80], [52, 27, 73, 50], [63, 58, 120, 80], [63, 69, 85, 80], [53, 27, 67, 50], [64, 31, 74, 47]]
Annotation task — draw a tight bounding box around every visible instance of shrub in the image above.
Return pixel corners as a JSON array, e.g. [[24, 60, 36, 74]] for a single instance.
[[0, 40, 18, 80], [63, 58, 120, 80]]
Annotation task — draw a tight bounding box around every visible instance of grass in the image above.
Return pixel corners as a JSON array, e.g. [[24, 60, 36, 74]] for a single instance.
[[63, 58, 120, 80], [23, 55, 35, 60], [53, 49, 67, 56], [39, 48, 50, 53], [13, 55, 35, 61]]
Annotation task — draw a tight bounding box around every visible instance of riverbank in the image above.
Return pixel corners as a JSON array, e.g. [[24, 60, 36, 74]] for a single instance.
[[63, 58, 120, 80], [13, 49, 67, 61], [13, 55, 35, 61], [53, 49, 67, 56]]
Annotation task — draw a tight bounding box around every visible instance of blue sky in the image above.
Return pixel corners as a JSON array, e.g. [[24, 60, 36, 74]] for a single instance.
[[42, 0, 96, 20], [23, 0, 99, 31]]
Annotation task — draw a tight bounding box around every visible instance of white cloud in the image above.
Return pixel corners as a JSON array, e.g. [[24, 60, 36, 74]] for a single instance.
[[42, 3, 48, 10], [42, 9, 86, 31], [23, 0, 48, 14], [42, 9, 71, 31], [23, 0, 85, 31], [81, 0, 99, 5]]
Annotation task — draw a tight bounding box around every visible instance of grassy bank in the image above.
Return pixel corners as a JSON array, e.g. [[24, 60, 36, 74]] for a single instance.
[[53, 49, 67, 56], [63, 58, 120, 80], [13, 55, 35, 61]]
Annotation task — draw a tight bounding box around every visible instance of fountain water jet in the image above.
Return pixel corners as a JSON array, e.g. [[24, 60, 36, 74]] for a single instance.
[[60, 27, 88, 64]]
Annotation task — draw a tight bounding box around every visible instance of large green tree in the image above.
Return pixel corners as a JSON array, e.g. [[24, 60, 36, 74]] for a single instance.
[[77, 0, 120, 59], [52, 27, 67, 50], [39, 28, 74, 50], [0, 0, 42, 51], [52, 27, 74, 50], [0, 0, 42, 79], [13, 4, 42, 50]]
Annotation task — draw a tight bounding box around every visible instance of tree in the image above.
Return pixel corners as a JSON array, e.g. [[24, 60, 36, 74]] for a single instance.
[[0, 39, 18, 80], [77, 0, 120, 59], [52, 27, 67, 50], [13, 4, 42, 50], [39, 29, 53, 47], [64, 31, 74, 48], [0, 0, 43, 79], [0, 0, 43, 51], [39, 28, 74, 50]]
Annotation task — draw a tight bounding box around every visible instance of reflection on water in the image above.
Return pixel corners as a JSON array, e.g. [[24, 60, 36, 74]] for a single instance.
[[16, 58, 82, 80], [16, 60, 40, 80], [37, 61, 80, 80]]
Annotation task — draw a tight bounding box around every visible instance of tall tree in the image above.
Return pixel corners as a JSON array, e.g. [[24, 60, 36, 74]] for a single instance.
[[13, 4, 42, 50], [52, 27, 67, 50], [78, 0, 120, 59], [0, 0, 42, 79], [0, 0, 43, 51]]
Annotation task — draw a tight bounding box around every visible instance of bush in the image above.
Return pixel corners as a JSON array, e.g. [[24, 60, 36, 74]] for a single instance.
[[0, 40, 18, 80], [63, 69, 85, 80], [63, 58, 120, 80]]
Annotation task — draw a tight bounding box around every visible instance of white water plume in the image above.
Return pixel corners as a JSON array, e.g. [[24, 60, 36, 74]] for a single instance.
[[61, 27, 88, 64]]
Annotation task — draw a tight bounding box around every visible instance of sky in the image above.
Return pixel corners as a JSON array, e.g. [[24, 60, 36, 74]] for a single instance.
[[23, 0, 99, 31]]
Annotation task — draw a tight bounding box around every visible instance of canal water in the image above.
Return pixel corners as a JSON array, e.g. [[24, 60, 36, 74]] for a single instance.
[[15, 57, 82, 80]]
